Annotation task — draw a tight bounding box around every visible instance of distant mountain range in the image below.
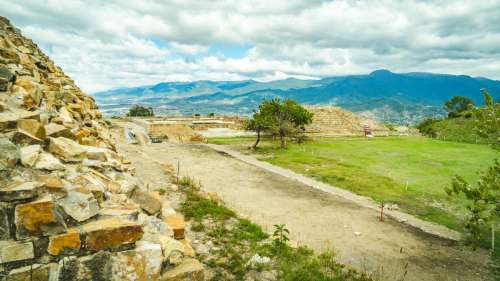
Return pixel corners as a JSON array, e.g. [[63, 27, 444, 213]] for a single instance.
[[92, 69, 500, 124]]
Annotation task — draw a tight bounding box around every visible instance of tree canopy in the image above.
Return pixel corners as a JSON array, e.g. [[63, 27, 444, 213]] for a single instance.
[[246, 98, 313, 148], [127, 105, 154, 117], [444, 96, 475, 118]]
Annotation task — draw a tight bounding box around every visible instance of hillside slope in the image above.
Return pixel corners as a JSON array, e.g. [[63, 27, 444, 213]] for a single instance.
[[93, 70, 500, 124]]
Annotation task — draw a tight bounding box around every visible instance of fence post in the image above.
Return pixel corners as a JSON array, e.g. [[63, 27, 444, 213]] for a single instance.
[[177, 160, 180, 184]]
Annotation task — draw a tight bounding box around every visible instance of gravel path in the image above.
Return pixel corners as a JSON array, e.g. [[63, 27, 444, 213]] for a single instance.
[[111, 122, 492, 281]]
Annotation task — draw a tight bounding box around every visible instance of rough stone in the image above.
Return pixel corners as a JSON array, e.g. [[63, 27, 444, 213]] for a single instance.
[[164, 214, 186, 240], [157, 235, 185, 265], [0, 181, 42, 202], [20, 144, 41, 167], [17, 118, 45, 139], [0, 202, 13, 239], [15, 195, 66, 238], [110, 241, 163, 281], [180, 239, 196, 258], [0, 65, 15, 91], [0, 240, 34, 264], [44, 123, 70, 138], [161, 258, 204, 281], [6, 263, 56, 281], [48, 229, 81, 255], [161, 201, 177, 219], [99, 196, 140, 221], [59, 190, 99, 222], [81, 217, 143, 251], [34, 152, 65, 170], [49, 137, 86, 162], [129, 187, 162, 215], [0, 137, 19, 170], [57, 252, 113, 281], [58, 107, 74, 124]]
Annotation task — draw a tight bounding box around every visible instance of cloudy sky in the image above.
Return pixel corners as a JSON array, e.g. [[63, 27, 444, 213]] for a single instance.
[[2, 0, 500, 93]]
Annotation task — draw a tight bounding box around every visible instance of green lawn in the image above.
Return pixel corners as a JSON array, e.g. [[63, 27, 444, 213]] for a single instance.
[[209, 136, 499, 251]]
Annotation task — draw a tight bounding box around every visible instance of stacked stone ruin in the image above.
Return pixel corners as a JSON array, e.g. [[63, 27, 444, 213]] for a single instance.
[[305, 106, 389, 136], [0, 17, 203, 280]]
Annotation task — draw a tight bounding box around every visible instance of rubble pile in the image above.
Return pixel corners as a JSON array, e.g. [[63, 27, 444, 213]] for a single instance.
[[0, 16, 203, 280]]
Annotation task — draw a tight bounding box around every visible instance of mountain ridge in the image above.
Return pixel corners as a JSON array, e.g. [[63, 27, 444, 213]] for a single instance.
[[92, 70, 500, 124]]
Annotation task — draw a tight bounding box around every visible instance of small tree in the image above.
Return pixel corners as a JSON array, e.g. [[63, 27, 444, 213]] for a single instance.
[[444, 96, 475, 118], [259, 98, 313, 148], [473, 89, 499, 149], [446, 160, 499, 249], [127, 105, 154, 117], [245, 111, 271, 149]]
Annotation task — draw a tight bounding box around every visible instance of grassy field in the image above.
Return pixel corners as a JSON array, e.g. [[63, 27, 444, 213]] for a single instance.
[[208, 136, 499, 250]]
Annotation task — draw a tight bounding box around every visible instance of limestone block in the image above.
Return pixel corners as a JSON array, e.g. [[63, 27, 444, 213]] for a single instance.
[[164, 214, 186, 240], [0, 137, 19, 170], [0, 240, 34, 264], [129, 187, 161, 215], [49, 137, 85, 162], [161, 258, 204, 281], [15, 195, 66, 238], [6, 263, 57, 281], [81, 218, 143, 251], [0, 181, 41, 202], [48, 229, 81, 256], [20, 144, 41, 167], [34, 152, 65, 170], [59, 190, 99, 222]]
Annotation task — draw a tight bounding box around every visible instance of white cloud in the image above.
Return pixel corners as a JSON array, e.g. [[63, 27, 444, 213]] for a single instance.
[[1, 0, 500, 93]]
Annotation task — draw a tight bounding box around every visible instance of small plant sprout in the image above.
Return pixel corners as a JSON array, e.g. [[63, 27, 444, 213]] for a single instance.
[[273, 224, 290, 248]]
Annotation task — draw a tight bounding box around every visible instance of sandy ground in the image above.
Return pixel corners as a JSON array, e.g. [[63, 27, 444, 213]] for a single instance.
[[111, 121, 492, 281]]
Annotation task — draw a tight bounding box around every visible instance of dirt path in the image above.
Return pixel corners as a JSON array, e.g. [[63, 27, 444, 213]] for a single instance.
[[111, 122, 492, 281]]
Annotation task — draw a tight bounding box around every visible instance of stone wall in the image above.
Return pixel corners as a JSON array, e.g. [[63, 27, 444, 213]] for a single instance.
[[0, 17, 203, 280]]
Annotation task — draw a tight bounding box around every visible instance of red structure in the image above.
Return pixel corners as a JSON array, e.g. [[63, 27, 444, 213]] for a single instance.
[[363, 125, 372, 136]]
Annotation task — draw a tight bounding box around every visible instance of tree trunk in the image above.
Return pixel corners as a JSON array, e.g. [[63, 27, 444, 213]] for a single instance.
[[280, 133, 286, 148], [252, 130, 261, 149]]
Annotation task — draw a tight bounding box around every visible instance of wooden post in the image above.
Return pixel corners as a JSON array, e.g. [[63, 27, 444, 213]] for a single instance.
[[177, 160, 180, 184], [380, 202, 385, 222]]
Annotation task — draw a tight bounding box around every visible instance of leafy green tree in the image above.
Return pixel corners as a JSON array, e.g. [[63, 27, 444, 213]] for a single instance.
[[415, 118, 440, 137], [127, 105, 154, 117], [446, 160, 499, 248], [473, 89, 499, 149], [256, 98, 313, 148], [245, 110, 272, 149], [444, 96, 475, 118]]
